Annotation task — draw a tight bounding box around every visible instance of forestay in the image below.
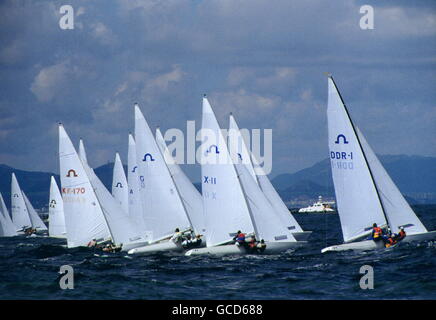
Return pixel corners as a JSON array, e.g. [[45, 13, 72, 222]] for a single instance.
[[327, 77, 386, 242], [155, 128, 206, 235], [200, 97, 254, 247], [59, 125, 111, 248], [356, 127, 427, 235], [48, 176, 67, 237], [134, 104, 191, 242]]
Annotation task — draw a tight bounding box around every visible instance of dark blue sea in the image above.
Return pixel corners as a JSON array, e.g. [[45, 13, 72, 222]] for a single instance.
[[0, 205, 435, 300]]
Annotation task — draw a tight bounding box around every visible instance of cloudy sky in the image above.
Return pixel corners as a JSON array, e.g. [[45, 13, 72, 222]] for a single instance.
[[0, 0, 435, 182]]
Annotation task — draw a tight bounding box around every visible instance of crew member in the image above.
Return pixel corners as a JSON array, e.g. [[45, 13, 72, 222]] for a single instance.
[[171, 228, 183, 243], [371, 223, 383, 242]]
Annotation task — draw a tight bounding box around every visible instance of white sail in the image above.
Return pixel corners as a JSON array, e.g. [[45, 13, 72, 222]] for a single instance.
[[22, 192, 47, 231], [59, 124, 111, 248], [134, 104, 191, 241], [356, 127, 427, 235], [82, 159, 150, 248], [78, 138, 88, 165], [155, 127, 206, 234], [236, 163, 296, 242], [112, 152, 128, 215], [48, 176, 66, 237], [0, 192, 18, 236], [200, 97, 254, 247], [228, 114, 304, 233], [11, 173, 32, 230], [327, 77, 386, 242], [228, 114, 257, 183], [127, 134, 146, 231]]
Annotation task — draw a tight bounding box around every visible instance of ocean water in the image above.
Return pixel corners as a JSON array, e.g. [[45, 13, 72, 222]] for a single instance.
[[0, 205, 435, 300]]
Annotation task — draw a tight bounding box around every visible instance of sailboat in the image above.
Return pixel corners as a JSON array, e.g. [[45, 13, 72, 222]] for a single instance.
[[112, 152, 128, 215], [0, 192, 18, 237], [48, 176, 67, 238], [228, 113, 312, 241], [127, 104, 194, 255], [23, 192, 47, 233], [11, 173, 47, 234], [59, 124, 112, 248], [186, 96, 302, 256], [321, 76, 436, 253], [11, 173, 32, 232], [60, 125, 151, 251]]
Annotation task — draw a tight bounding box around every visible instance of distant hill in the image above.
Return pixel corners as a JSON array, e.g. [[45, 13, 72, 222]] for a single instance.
[[0, 154, 435, 210]]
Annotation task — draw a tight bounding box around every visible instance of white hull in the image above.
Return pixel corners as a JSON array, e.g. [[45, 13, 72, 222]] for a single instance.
[[185, 241, 305, 256], [402, 230, 436, 243], [122, 240, 152, 252], [127, 240, 181, 255], [292, 231, 312, 241], [321, 239, 385, 253]]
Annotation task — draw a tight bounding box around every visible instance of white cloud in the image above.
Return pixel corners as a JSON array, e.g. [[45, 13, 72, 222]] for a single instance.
[[30, 61, 74, 102]]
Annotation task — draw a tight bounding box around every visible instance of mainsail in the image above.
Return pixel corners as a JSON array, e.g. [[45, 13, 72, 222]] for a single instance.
[[327, 76, 387, 242], [112, 153, 128, 215], [0, 192, 17, 236], [155, 127, 206, 235], [59, 124, 111, 248], [11, 173, 32, 230], [134, 104, 191, 241], [201, 97, 254, 247], [48, 176, 66, 237], [23, 192, 47, 231]]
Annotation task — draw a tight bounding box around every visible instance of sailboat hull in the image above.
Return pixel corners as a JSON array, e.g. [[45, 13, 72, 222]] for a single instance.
[[402, 230, 436, 243], [321, 239, 385, 253], [121, 241, 152, 252], [292, 231, 312, 241], [185, 241, 305, 256], [127, 240, 181, 255]]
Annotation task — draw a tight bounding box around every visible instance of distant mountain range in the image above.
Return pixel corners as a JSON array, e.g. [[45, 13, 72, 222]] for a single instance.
[[1, 154, 435, 210]]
